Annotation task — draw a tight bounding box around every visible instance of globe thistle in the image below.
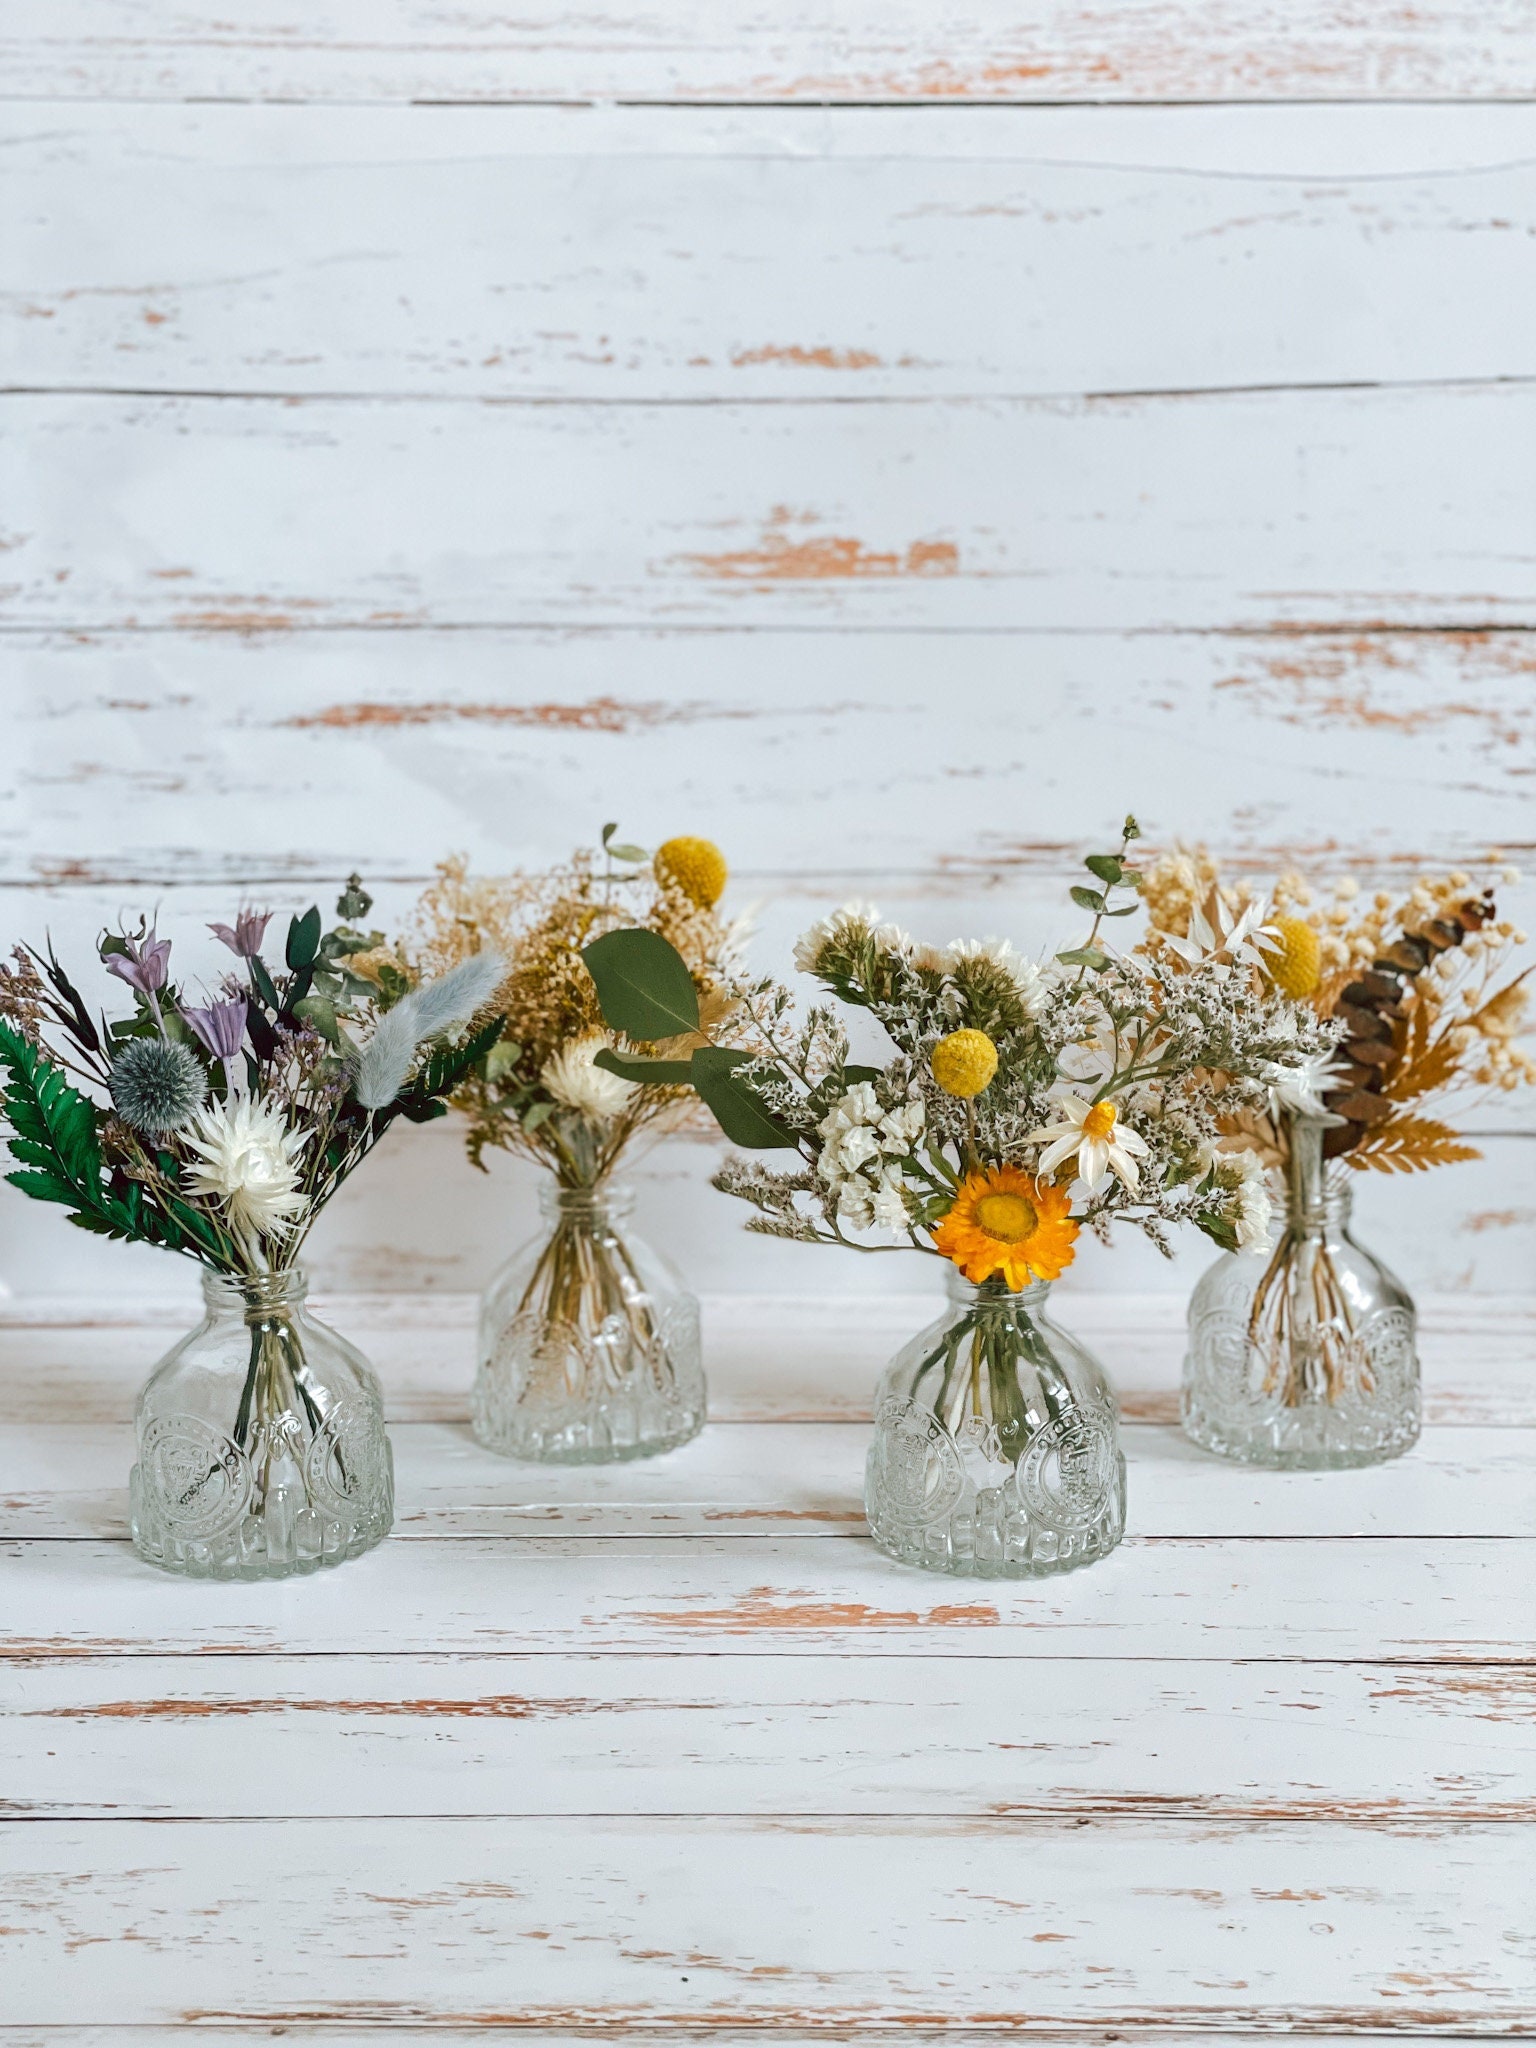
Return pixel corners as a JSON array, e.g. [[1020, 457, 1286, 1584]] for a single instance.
[[108, 1037, 207, 1138]]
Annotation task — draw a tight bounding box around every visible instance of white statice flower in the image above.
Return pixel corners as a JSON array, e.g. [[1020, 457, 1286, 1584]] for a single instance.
[[541, 1033, 637, 1121], [1229, 1154, 1274, 1252], [814, 1082, 922, 1235], [1029, 1092, 1150, 1194], [182, 1096, 308, 1247], [1262, 1050, 1346, 1120], [877, 1095, 926, 1151], [944, 937, 1050, 1017]]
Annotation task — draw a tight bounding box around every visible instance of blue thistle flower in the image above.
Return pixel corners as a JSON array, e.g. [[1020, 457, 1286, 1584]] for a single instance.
[[109, 1037, 207, 1137]]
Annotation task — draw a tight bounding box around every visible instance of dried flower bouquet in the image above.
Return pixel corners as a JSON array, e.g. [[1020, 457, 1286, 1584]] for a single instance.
[[408, 829, 742, 1459], [582, 819, 1334, 1568], [0, 877, 504, 1572], [1138, 848, 1532, 1462]]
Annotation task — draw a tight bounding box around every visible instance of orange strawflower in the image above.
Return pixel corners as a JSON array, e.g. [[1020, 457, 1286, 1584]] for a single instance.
[[932, 1166, 1079, 1290]]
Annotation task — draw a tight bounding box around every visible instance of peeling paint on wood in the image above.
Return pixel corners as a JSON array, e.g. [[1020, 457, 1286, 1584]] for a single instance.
[[7, 2, 1536, 102]]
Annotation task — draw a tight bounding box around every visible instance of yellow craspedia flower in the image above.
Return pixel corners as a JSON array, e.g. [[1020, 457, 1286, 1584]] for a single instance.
[[1266, 915, 1322, 1001], [655, 836, 728, 909], [930, 1027, 999, 1099]]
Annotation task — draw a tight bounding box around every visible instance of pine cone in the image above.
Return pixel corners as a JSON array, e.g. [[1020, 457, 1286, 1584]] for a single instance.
[[1321, 891, 1493, 1158]]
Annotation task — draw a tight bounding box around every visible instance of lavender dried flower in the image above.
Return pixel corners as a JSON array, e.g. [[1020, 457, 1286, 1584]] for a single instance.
[[209, 910, 273, 959], [182, 998, 248, 1064], [104, 930, 171, 996]]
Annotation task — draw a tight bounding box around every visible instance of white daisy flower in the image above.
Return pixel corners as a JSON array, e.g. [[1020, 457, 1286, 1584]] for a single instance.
[[182, 1096, 308, 1248], [1029, 1093, 1150, 1194], [540, 1033, 637, 1121]]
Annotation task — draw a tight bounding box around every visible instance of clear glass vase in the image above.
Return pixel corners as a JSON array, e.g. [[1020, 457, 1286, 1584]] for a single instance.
[[1183, 1113, 1420, 1468], [865, 1274, 1126, 1578], [472, 1179, 705, 1463], [129, 1268, 394, 1580]]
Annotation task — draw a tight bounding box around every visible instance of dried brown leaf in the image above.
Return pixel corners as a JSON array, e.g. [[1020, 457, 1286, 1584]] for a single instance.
[[1348, 1114, 1481, 1174]]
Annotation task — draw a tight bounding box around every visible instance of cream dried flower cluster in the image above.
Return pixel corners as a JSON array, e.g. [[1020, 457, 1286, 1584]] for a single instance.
[[1139, 846, 1533, 1173], [408, 833, 742, 1186]]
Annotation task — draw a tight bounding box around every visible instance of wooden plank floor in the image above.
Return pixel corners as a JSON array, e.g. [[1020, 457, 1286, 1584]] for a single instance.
[[2, 1293, 1533, 2037]]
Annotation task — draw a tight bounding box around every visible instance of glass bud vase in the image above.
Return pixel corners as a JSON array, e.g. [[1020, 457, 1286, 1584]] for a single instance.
[[865, 1274, 1126, 1579], [129, 1268, 394, 1580], [1183, 1112, 1420, 1468], [472, 1179, 705, 1463]]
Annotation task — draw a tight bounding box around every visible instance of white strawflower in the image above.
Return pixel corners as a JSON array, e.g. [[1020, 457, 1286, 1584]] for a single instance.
[[792, 901, 883, 974], [872, 1183, 910, 1231], [944, 937, 1050, 1017], [1263, 1050, 1346, 1119], [182, 1096, 307, 1248], [540, 1033, 637, 1121]]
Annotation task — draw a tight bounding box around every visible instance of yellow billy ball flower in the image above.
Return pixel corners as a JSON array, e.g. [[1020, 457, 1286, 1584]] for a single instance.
[[655, 836, 728, 909], [930, 1027, 999, 1098], [1267, 915, 1322, 1001]]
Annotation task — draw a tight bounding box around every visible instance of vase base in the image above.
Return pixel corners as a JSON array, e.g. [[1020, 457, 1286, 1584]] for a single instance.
[[129, 1512, 392, 1581], [470, 1403, 705, 1465], [1182, 1396, 1420, 1470], [866, 1495, 1125, 1580]]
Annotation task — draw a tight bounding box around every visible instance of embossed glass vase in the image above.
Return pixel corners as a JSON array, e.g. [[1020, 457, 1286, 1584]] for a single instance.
[[865, 1274, 1126, 1578], [472, 1179, 705, 1462], [130, 1268, 394, 1580], [1182, 1112, 1419, 1468]]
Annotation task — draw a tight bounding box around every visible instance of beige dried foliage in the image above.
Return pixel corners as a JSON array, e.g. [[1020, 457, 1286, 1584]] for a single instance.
[[406, 851, 739, 1176], [1349, 1116, 1482, 1174]]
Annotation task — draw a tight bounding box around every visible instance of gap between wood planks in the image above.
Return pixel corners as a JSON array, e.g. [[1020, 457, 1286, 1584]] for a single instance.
[[12, 375, 1536, 404]]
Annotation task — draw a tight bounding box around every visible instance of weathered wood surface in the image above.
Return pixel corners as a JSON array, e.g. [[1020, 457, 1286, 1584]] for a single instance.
[[6, 631, 1532, 884], [7, 1, 1536, 103], [2, 1814, 1530, 2029], [0, 1292, 1530, 1424], [4, 1420, 1534, 1541], [10, 106, 1536, 400], [6, 1534, 1532, 1661], [9, 386, 1536, 634], [9, 1652, 1533, 1821]]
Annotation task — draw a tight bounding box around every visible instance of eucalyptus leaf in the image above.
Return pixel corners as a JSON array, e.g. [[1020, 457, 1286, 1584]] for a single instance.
[[691, 1048, 796, 1149], [594, 1048, 698, 1087], [286, 906, 322, 971], [605, 842, 648, 864], [1056, 946, 1111, 971], [523, 1099, 556, 1131], [1084, 854, 1123, 886], [582, 928, 700, 1041], [291, 993, 341, 1044], [1070, 885, 1106, 913]]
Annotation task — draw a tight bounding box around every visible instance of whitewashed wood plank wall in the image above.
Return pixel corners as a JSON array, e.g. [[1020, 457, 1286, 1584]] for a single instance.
[[2, 7, 1533, 1301]]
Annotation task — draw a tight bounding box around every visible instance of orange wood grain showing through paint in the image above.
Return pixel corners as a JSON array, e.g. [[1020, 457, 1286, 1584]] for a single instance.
[[624, 1586, 1001, 1632], [284, 695, 713, 734], [675, 505, 959, 583]]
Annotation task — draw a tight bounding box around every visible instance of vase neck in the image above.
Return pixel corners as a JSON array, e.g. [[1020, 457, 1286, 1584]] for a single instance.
[[945, 1271, 1052, 1313], [539, 1178, 633, 1227], [1282, 1114, 1352, 1235], [202, 1266, 308, 1321]]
